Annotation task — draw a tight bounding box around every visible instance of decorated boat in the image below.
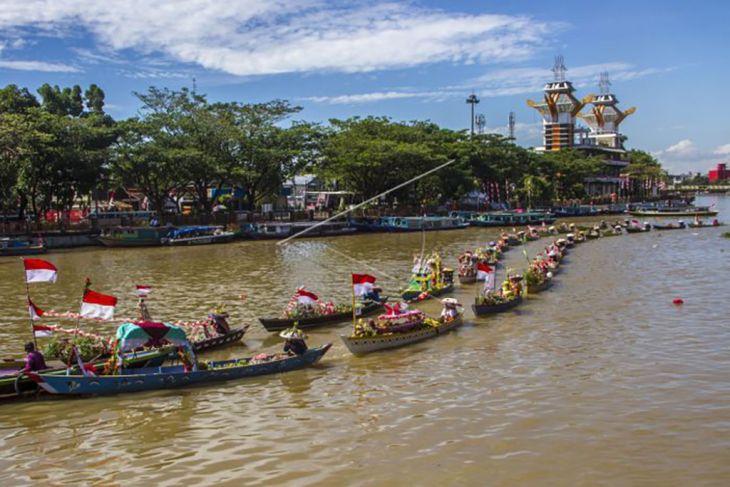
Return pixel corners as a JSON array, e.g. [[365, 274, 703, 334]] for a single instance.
[[472, 296, 522, 315], [472, 273, 523, 316], [340, 300, 464, 355], [457, 251, 478, 284], [687, 220, 723, 228], [401, 253, 454, 301], [524, 264, 552, 294], [0, 237, 47, 257], [161, 226, 236, 245], [259, 287, 385, 331], [28, 322, 331, 397]]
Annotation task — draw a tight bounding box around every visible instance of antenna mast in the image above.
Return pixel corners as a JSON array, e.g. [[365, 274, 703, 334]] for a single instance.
[[552, 55, 567, 81], [508, 112, 516, 140]]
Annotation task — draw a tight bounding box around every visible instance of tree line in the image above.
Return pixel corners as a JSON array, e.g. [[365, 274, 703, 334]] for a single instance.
[[0, 83, 666, 222]]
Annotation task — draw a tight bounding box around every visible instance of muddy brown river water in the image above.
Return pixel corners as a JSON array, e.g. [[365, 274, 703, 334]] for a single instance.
[[1, 195, 729, 486]]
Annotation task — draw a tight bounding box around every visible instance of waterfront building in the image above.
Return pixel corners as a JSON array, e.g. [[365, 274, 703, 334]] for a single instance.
[[708, 163, 729, 182], [527, 58, 638, 198]]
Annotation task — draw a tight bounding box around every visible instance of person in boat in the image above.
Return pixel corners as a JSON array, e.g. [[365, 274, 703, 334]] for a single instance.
[[280, 327, 308, 356], [209, 308, 231, 335], [712, 219, 719, 226], [440, 298, 460, 322], [137, 296, 152, 322], [23, 342, 48, 372], [362, 286, 383, 303]]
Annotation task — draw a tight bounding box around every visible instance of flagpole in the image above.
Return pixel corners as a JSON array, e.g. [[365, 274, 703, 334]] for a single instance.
[[351, 274, 357, 327], [67, 277, 91, 370], [21, 259, 38, 349]]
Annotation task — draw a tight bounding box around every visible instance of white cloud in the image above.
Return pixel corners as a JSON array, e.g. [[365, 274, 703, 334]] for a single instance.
[[0, 59, 79, 72], [0, 1, 556, 76], [304, 90, 453, 104], [654, 138, 727, 174]]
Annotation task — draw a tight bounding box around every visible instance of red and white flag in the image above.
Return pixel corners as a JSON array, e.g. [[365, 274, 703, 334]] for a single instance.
[[136, 285, 152, 297], [33, 324, 53, 338], [28, 299, 44, 321], [80, 289, 118, 320], [352, 274, 376, 297], [23, 258, 57, 284], [295, 288, 318, 305], [476, 262, 493, 280], [477, 262, 496, 291]]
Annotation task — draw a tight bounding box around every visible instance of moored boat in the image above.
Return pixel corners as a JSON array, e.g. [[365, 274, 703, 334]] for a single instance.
[[97, 227, 173, 247], [241, 221, 355, 240], [349, 215, 468, 233], [629, 206, 718, 217], [161, 226, 236, 245], [0, 237, 47, 256], [652, 222, 686, 230]]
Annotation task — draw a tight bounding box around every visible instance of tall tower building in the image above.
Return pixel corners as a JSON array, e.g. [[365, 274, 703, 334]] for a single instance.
[[527, 56, 590, 151], [578, 72, 636, 149]]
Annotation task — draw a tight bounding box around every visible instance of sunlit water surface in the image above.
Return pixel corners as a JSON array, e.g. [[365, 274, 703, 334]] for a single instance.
[[0, 196, 728, 486]]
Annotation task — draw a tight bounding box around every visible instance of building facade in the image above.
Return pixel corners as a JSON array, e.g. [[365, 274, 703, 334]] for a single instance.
[[708, 163, 729, 182], [527, 59, 637, 197]]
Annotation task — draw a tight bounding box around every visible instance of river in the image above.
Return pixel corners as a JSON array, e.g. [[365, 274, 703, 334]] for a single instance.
[[1, 195, 728, 486]]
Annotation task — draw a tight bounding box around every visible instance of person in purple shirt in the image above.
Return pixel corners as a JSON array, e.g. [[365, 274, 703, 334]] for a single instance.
[[23, 342, 47, 372]]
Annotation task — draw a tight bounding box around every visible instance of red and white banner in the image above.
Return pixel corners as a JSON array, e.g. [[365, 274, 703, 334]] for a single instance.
[[28, 299, 44, 321], [33, 324, 54, 338], [136, 285, 152, 297], [80, 290, 118, 320], [23, 258, 57, 284], [295, 288, 318, 305], [352, 274, 376, 297]]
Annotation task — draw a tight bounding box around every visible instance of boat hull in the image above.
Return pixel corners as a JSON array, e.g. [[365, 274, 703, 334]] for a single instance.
[[259, 301, 385, 331], [472, 296, 522, 316], [526, 279, 552, 294], [0, 245, 47, 257], [340, 316, 463, 355], [652, 223, 686, 230], [192, 326, 248, 352], [29, 345, 331, 396], [401, 284, 454, 302]]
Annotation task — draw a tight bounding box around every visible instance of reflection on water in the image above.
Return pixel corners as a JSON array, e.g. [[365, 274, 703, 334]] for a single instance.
[[1, 195, 729, 485]]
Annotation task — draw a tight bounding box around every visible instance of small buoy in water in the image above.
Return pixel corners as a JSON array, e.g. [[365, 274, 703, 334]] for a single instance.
[[673, 298, 684, 305]]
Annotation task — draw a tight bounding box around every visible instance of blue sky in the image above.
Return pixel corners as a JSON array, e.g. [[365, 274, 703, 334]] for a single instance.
[[1, 0, 728, 173]]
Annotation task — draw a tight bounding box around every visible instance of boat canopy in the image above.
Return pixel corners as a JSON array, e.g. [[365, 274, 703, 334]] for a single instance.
[[115, 321, 189, 351]]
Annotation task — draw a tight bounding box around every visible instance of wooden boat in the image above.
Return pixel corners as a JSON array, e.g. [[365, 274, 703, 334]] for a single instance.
[[687, 222, 724, 228], [193, 326, 248, 351], [0, 348, 171, 397], [259, 300, 385, 331], [241, 221, 356, 240], [28, 345, 332, 396], [526, 278, 551, 294], [625, 226, 650, 233], [652, 222, 686, 230], [402, 283, 454, 302], [472, 296, 522, 316], [586, 231, 601, 239], [349, 216, 468, 233], [97, 227, 173, 247], [161, 226, 236, 246], [0, 237, 47, 256], [458, 275, 476, 285], [629, 206, 718, 217], [340, 314, 463, 355]]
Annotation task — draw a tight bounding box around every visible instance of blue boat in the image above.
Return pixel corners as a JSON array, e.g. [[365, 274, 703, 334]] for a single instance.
[[28, 321, 331, 396], [29, 345, 331, 396], [449, 210, 555, 227], [0, 237, 47, 256]]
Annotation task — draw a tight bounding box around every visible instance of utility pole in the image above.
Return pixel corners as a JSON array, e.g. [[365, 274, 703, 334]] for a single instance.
[[466, 93, 480, 136], [508, 112, 516, 140]]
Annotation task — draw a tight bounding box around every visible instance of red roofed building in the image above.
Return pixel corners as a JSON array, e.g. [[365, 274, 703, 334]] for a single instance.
[[708, 163, 728, 182]]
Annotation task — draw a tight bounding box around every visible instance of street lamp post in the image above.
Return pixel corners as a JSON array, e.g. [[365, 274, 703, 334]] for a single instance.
[[466, 93, 480, 136]]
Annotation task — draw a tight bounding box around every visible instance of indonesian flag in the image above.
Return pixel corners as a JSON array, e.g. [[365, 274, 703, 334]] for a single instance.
[[33, 324, 53, 338], [80, 289, 118, 320], [136, 285, 152, 297], [295, 288, 318, 305], [28, 299, 44, 321], [477, 262, 496, 291], [476, 262, 493, 280], [352, 274, 376, 297], [23, 258, 57, 284]]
